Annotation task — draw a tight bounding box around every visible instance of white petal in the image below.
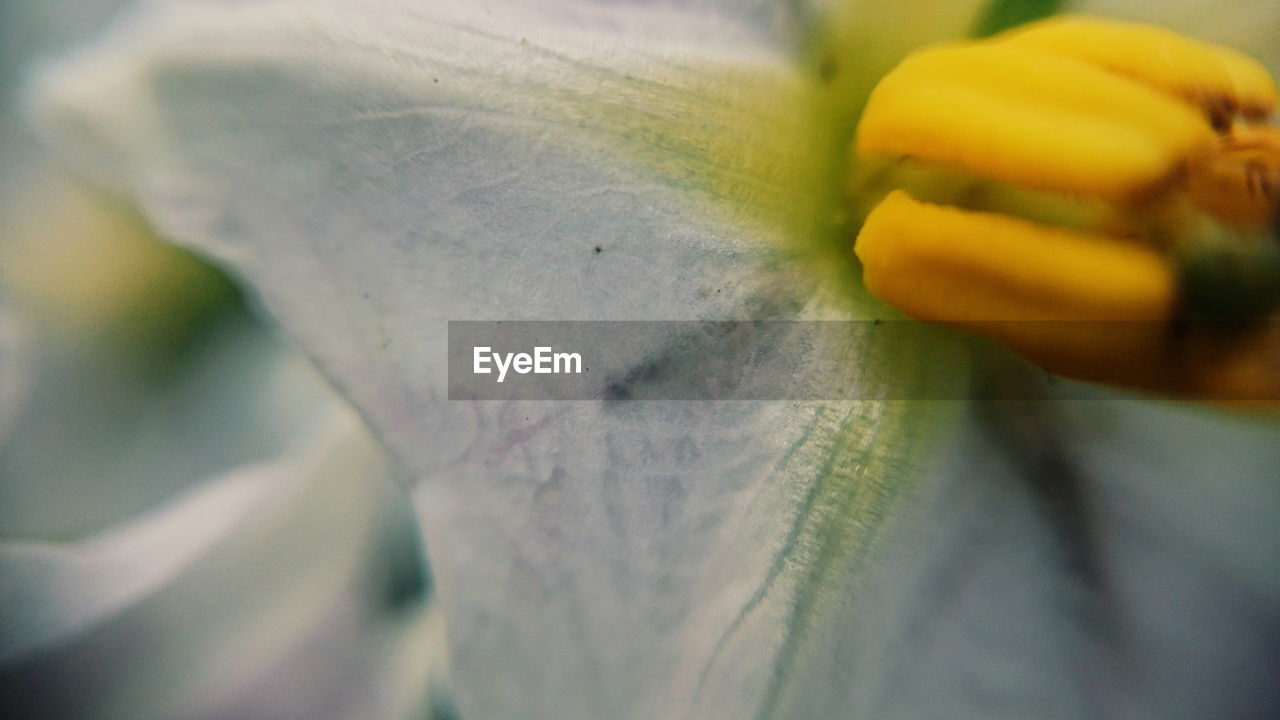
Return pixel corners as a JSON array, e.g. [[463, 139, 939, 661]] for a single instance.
[[0, 450, 277, 662], [30, 3, 969, 717], [0, 376, 432, 718]]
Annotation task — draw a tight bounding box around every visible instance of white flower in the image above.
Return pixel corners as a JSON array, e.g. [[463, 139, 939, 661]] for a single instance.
[[14, 1, 1280, 718]]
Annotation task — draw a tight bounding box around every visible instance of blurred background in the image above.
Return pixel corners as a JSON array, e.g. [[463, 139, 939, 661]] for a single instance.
[[0, 2, 454, 718]]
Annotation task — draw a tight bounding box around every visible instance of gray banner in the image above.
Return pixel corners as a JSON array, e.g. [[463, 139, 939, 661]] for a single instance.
[[447, 320, 1279, 401]]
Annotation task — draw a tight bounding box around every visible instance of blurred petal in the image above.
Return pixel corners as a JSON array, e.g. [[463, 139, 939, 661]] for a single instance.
[[0, 400, 435, 719], [787, 384, 1280, 720], [0, 271, 439, 717], [0, 216, 439, 717], [0, 296, 333, 538], [2, 3, 442, 718], [28, 1, 1280, 719], [1, 446, 283, 662]]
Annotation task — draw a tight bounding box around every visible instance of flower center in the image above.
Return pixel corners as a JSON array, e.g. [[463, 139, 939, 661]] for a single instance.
[[850, 15, 1280, 401]]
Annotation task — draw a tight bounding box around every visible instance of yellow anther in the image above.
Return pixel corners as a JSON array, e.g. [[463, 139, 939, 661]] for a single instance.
[[999, 16, 1279, 123], [853, 192, 1280, 397], [856, 191, 1175, 325], [856, 190, 1175, 382], [856, 42, 1214, 199], [851, 16, 1280, 400]]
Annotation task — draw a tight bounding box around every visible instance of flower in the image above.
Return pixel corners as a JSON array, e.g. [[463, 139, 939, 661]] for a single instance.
[[14, 1, 1280, 719]]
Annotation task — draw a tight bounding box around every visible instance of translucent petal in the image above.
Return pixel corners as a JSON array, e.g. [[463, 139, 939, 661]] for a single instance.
[[0, 401, 433, 719]]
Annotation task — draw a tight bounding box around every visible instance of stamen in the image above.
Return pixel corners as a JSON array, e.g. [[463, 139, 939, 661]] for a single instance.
[[998, 16, 1278, 123], [851, 16, 1280, 399], [856, 42, 1212, 199]]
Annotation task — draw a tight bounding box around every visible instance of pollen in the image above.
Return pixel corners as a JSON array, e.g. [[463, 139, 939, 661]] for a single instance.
[[852, 15, 1280, 400]]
